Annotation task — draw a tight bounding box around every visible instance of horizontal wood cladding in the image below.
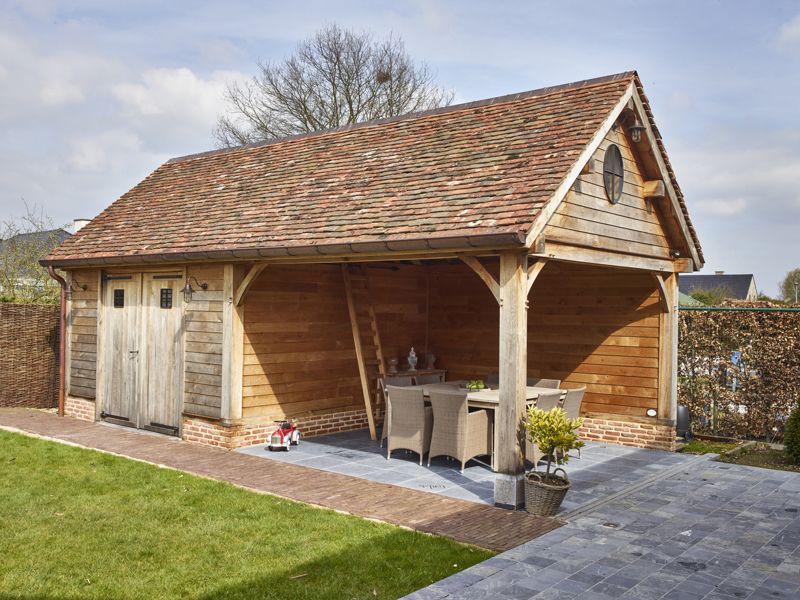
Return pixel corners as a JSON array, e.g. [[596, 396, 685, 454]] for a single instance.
[[428, 261, 661, 419], [545, 128, 675, 261], [184, 264, 224, 418], [242, 263, 429, 420], [68, 269, 99, 398]]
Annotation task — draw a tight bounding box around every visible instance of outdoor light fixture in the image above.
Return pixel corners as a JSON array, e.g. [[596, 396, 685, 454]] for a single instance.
[[628, 117, 646, 143], [646, 408, 657, 417], [670, 249, 682, 258], [182, 277, 208, 303]]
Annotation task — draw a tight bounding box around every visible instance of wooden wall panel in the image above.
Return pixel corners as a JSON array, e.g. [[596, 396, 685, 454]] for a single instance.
[[427, 261, 661, 419], [67, 269, 99, 399], [545, 127, 674, 261], [241, 263, 429, 421], [184, 264, 224, 418]]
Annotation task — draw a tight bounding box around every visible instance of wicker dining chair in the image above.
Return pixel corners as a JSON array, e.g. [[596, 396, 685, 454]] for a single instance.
[[379, 376, 413, 448], [525, 390, 565, 470], [560, 386, 586, 459], [385, 385, 433, 465], [427, 390, 492, 472], [527, 377, 562, 389], [413, 373, 444, 385]]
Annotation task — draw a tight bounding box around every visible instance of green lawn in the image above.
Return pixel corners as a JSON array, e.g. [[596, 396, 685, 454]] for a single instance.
[[0, 430, 492, 600], [680, 438, 740, 455]]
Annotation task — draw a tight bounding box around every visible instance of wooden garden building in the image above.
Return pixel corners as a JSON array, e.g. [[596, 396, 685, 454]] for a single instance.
[[43, 72, 703, 506]]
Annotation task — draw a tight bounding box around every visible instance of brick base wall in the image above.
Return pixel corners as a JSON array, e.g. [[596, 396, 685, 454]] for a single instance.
[[580, 416, 676, 452], [182, 408, 375, 450], [64, 396, 95, 422]]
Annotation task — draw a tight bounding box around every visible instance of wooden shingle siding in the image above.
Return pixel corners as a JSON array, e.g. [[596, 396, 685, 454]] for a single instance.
[[428, 261, 660, 420], [68, 269, 99, 399], [184, 264, 224, 418], [545, 128, 673, 260]]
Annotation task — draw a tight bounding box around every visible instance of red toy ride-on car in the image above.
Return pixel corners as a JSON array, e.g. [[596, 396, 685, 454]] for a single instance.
[[266, 420, 301, 451]]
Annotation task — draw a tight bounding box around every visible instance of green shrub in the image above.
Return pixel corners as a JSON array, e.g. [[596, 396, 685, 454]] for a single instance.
[[785, 404, 800, 463], [523, 406, 584, 475]]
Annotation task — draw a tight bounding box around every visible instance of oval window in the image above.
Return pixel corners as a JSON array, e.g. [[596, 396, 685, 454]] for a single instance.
[[603, 144, 624, 204]]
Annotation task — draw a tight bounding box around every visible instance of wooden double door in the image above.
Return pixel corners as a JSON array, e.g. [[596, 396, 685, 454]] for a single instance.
[[100, 272, 183, 436]]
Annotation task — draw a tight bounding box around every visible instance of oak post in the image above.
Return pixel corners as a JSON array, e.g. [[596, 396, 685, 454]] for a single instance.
[[221, 264, 245, 423], [657, 272, 679, 421], [494, 251, 529, 508]]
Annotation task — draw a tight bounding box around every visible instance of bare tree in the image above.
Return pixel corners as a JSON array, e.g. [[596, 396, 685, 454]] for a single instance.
[[0, 204, 67, 304], [214, 25, 453, 147]]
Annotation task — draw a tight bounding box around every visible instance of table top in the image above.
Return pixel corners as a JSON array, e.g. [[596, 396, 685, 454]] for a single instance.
[[417, 381, 558, 405]]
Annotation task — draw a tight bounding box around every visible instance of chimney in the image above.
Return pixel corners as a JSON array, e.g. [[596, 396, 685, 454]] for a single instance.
[[714, 270, 725, 276], [72, 219, 90, 233]]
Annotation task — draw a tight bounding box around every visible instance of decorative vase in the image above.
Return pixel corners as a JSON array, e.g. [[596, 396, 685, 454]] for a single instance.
[[425, 352, 436, 370], [524, 468, 570, 516], [387, 357, 399, 376], [407, 347, 418, 372]]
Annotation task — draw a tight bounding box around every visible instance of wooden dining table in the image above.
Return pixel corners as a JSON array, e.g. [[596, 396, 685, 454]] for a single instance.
[[413, 380, 562, 471]]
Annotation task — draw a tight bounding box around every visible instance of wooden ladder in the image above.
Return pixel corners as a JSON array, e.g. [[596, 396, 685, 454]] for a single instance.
[[342, 265, 386, 440]]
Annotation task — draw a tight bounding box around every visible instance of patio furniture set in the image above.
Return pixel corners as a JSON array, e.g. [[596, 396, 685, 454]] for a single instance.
[[379, 374, 586, 473]]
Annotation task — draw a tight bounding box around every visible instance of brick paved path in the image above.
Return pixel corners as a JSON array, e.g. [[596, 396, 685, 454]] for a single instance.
[[0, 409, 561, 552]]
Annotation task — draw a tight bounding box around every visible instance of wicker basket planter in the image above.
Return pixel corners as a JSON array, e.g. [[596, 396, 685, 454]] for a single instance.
[[524, 468, 570, 516]]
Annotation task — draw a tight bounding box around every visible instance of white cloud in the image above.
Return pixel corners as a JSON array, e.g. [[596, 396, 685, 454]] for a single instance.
[[674, 130, 800, 219], [777, 14, 800, 49], [112, 67, 245, 124], [69, 130, 144, 172]]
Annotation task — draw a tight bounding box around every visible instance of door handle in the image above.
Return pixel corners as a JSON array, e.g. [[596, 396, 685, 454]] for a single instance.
[[129, 350, 139, 358]]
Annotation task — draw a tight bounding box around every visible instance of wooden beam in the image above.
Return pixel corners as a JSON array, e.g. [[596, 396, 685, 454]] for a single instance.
[[495, 251, 528, 508], [234, 263, 267, 306], [524, 82, 636, 248], [221, 264, 245, 423], [531, 241, 677, 273], [460, 256, 500, 304], [643, 179, 666, 199], [657, 273, 679, 421], [341, 265, 377, 440], [526, 259, 548, 296], [651, 272, 670, 313]]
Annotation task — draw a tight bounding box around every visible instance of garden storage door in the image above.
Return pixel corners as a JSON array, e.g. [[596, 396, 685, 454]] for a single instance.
[[140, 274, 183, 436], [100, 274, 142, 427]]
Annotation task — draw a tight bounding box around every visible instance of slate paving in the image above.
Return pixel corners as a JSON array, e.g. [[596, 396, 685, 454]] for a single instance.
[[238, 428, 692, 514], [403, 459, 800, 599]]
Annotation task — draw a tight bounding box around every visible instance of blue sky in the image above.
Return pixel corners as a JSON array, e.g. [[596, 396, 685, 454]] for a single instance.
[[1, 1, 799, 294]]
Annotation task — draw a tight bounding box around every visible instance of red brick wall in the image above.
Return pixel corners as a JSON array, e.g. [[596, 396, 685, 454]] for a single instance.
[[580, 417, 675, 452], [182, 407, 374, 449], [64, 396, 95, 422]]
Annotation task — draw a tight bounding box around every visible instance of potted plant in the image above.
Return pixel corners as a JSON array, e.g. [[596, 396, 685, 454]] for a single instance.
[[522, 405, 584, 516]]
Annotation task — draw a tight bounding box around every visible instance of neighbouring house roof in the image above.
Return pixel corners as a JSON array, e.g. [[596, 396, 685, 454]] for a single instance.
[[679, 274, 757, 300], [43, 71, 703, 267]]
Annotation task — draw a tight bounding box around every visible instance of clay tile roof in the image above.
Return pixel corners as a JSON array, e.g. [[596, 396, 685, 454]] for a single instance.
[[43, 71, 701, 266]]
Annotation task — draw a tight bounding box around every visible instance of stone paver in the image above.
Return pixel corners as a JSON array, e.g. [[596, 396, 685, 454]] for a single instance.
[[0, 408, 559, 552], [404, 459, 800, 599], [238, 428, 693, 514]]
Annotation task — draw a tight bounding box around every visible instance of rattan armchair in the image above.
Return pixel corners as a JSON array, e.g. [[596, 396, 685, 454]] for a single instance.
[[527, 377, 562, 389], [379, 376, 413, 448], [560, 386, 586, 458], [525, 390, 564, 470], [427, 390, 492, 472], [385, 385, 433, 465]]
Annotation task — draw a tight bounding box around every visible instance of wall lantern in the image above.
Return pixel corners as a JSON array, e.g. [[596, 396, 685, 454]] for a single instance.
[[628, 117, 646, 143], [182, 277, 208, 303]]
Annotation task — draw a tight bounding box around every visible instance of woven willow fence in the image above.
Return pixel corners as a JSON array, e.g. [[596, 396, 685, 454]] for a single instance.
[[678, 305, 800, 440], [0, 303, 60, 408]]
